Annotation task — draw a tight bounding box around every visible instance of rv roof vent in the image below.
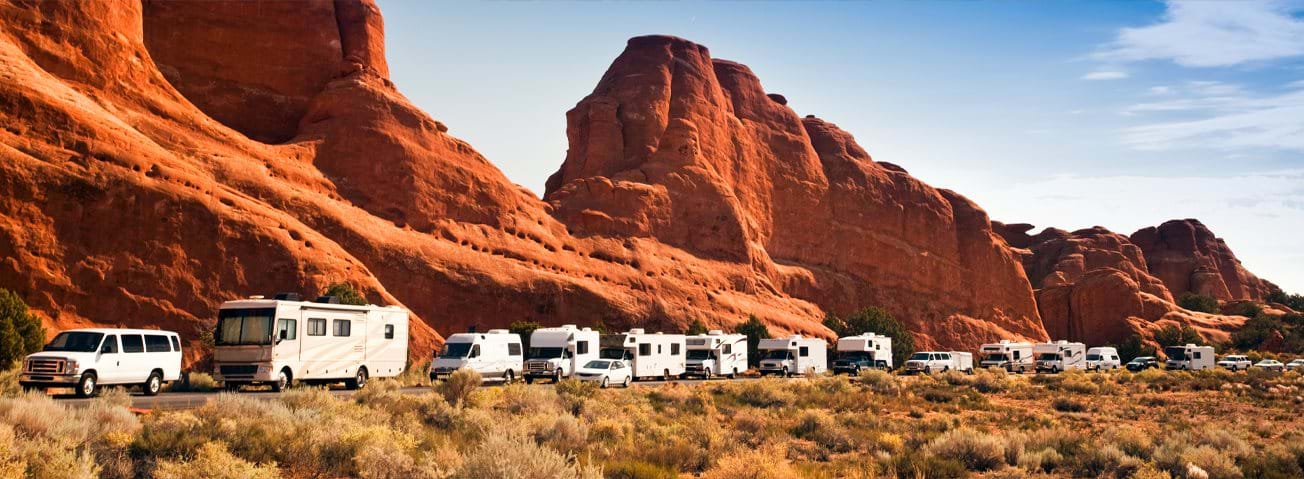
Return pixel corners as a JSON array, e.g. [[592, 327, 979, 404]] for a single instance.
[[999, 339, 1012, 344], [273, 292, 302, 301], [248, 295, 265, 300], [581, 327, 592, 331], [487, 329, 509, 334], [707, 329, 723, 335], [314, 295, 340, 304], [561, 324, 577, 330], [628, 328, 646, 334]]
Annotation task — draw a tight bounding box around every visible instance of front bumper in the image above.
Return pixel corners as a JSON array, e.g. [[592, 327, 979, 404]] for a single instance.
[[19, 373, 80, 387], [213, 363, 275, 383]]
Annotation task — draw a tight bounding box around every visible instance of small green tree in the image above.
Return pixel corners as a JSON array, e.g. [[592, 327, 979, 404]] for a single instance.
[[320, 282, 368, 306], [509, 320, 542, 353], [1230, 315, 1278, 351], [685, 319, 709, 336], [0, 288, 45, 367], [1116, 334, 1156, 363], [1153, 324, 1202, 348], [1177, 292, 1219, 314], [734, 315, 770, 368], [1226, 302, 1263, 319], [823, 307, 915, 367]]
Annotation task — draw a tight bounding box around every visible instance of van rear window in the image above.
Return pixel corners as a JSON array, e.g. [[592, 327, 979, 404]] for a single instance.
[[144, 335, 171, 352], [170, 336, 180, 351], [122, 335, 144, 353]]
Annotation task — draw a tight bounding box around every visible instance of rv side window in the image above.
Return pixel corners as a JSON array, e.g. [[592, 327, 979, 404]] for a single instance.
[[277, 319, 297, 341], [576, 341, 589, 355], [333, 319, 352, 337], [723, 344, 732, 354], [671, 343, 680, 355], [1193, 352, 1202, 359], [145, 335, 171, 352], [1013, 351, 1021, 360], [799, 346, 809, 357], [384, 324, 394, 339], [170, 336, 180, 351], [307, 318, 327, 336], [100, 335, 119, 354], [639, 344, 651, 356], [122, 335, 145, 353], [469, 345, 480, 359], [508, 343, 522, 356]]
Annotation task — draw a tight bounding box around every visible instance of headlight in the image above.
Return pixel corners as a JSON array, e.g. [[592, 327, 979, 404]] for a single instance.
[[65, 359, 79, 373], [257, 364, 271, 373]]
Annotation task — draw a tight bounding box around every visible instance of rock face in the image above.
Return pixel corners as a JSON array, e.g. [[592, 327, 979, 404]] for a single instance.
[[1131, 219, 1277, 302]]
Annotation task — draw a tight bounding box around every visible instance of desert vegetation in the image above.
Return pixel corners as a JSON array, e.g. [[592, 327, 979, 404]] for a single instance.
[[3, 365, 1301, 478]]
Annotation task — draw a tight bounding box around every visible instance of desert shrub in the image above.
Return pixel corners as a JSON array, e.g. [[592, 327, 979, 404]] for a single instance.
[[496, 383, 559, 415], [684, 319, 709, 336], [0, 288, 44, 367], [1017, 448, 1063, 474], [152, 442, 279, 479], [134, 411, 206, 459], [320, 282, 368, 305], [1239, 443, 1304, 479], [927, 427, 1005, 471], [437, 368, 481, 406], [395, 360, 431, 387], [0, 366, 19, 397], [1195, 427, 1251, 460], [1181, 445, 1242, 479], [972, 367, 1009, 393], [700, 446, 797, 479], [554, 378, 596, 412], [857, 369, 901, 395], [824, 307, 915, 367], [1178, 293, 1219, 314], [1051, 397, 1087, 413], [1131, 464, 1174, 479], [733, 315, 770, 368], [536, 414, 588, 454], [169, 372, 218, 392], [457, 432, 599, 479], [1118, 334, 1157, 363], [725, 378, 794, 408], [790, 409, 853, 452], [1102, 425, 1154, 459], [604, 460, 677, 479], [885, 450, 968, 479], [1073, 444, 1141, 477]]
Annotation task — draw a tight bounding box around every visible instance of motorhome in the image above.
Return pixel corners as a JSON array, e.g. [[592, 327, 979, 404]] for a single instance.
[[832, 333, 893, 374], [684, 330, 748, 379], [979, 340, 1034, 373], [1085, 347, 1121, 371], [1034, 341, 1086, 373], [757, 335, 827, 377], [20, 328, 183, 397], [429, 329, 523, 383], [1164, 344, 1215, 370], [903, 351, 972, 374], [523, 324, 599, 383], [599, 329, 686, 381], [212, 294, 409, 392]]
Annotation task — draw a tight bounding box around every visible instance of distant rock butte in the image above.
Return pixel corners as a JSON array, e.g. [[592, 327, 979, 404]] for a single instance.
[[0, 4, 1278, 363]]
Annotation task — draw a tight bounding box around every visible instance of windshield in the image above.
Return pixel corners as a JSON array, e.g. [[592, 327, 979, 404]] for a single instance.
[[1086, 354, 1102, 361], [763, 350, 792, 360], [584, 360, 612, 369], [909, 352, 931, 361], [1224, 356, 1245, 361], [44, 332, 104, 353], [440, 342, 473, 358], [982, 353, 1007, 363], [1037, 353, 1060, 361], [686, 350, 711, 361], [1130, 357, 1153, 363], [838, 351, 872, 361], [215, 308, 275, 346], [527, 347, 563, 359], [1164, 346, 1187, 361]]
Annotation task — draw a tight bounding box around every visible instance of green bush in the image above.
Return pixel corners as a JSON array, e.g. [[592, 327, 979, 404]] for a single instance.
[[1154, 324, 1202, 349], [734, 315, 771, 368], [436, 368, 481, 407], [509, 320, 542, 351], [926, 427, 1006, 471], [684, 319, 708, 336], [1117, 334, 1157, 363], [824, 307, 915, 367], [1178, 292, 1219, 314], [320, 282, 368, 306], [0, 289, 44, 368], [604, 460, 677, 479]]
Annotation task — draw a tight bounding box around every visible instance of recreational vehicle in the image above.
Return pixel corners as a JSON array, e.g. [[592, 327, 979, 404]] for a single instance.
[[523, 324, 599, 383], [599, 329, 686, 381], [979, 340, 1034, 373], [684, 330, 748, 379], [757, 335, 827, 377], [1085, 347, 1121, 371], [1164, 344, 1215, 370], [903, 351, 972, 374], [1034, 341, 1086, 373], [430, 329, 523, 383], [213, 294, 409, 392], [20, 328, 183, 397], [832, 333, 893, 374]]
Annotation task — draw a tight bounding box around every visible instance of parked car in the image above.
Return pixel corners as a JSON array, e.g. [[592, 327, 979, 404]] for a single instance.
[[574, 359, 632, 388], [20, 328, 183, 397], [1217, 355, 1252, 371], [1125, 356, 1159, 371], [1253, 359, 1285, 372], [1287, 359, 1304, 371]]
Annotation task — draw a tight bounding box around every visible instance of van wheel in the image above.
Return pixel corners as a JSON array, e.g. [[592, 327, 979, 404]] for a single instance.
[[504, 370, 515, 384], [271, 369, 291, 392], [346, 368, 368, 390], [76, 373, 98, 398], [142, 371, 163, 396]]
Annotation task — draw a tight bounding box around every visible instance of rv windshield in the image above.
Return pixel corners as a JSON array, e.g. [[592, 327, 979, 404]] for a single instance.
[[1164, 346, 1187, 361], [838, 351, 872, 361], [215, 308, 275, 346], [686, 350, 712, 361], [982, 353, 1007, 363], [440, 342, 473, 358], [762, 350, 792, 360], [527, 347, 563, 359], [1037, 353, 1060, 361], [43, 332, 105, 352]]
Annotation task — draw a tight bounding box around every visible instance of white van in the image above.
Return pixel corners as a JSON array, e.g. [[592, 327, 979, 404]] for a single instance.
[[600, 329, 686, 381], [903, 351, 972, 374], [832, 333, 893, 374], [1164, 344, 1215, 371], [979, 340, 1034, 373], [430, 329, 523, 383], [1034, 341, 1086, 373], [684, 330, 748, 379], [20, 328, 183, 397], [1085, 347, 1121, 371], [523, 324, 599, 383], [213, 294, 409, 392], [758, 335, 827, 377]]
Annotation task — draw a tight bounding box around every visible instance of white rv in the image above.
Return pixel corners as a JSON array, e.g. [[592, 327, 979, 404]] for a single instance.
[[1034, 341, 1086, 373], [599, 329, 686, 381], [523, 324, 599, 383], [430, 329, 523, 383], [979, 340, 1034, 373], [684, 330, 748, 379], [212, 294, 409, 392], [1085, 347, 1121, 371], [903, 351, 972, 374], [832, 333, 893, 374], [20, 328, 183, 397], [757, 335, 827, 377], [1164, 344, 1215, 371]]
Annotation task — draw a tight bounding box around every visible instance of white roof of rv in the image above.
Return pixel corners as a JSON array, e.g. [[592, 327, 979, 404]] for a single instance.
[[56, 328, 179, 335], [220, 298, 403, 312]]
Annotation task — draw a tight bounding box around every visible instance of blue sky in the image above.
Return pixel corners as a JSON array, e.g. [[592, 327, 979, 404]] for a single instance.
[[380, 0, 1304, 293]]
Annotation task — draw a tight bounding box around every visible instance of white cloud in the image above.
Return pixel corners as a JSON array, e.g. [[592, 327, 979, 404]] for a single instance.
[[1147, 86, 1174, 95], [1082, 70, 1129, 80], [1121, 81, 1304, 151], [1096, 0, 1304, 67]]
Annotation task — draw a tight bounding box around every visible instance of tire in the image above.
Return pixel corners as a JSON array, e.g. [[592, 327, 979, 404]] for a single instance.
[[924, 366, 933, 375], [223, 381, 242, 392], [271, 369, 291, 393], [623, 376, 631, 388], [704, 367, 713, 380], [76, 373, 98, 398], [21, 385, 41, 394], [601, 377, 609, 389], [525, 376, 534, 385], [729, 368, 738, 379], [142, 371, 163, 396], [553, 370, 562, 383], [663, 369, 671, 382], [346, 368, 368, 390], [782, 366, 790, 378], [503, 370, 515, 384]]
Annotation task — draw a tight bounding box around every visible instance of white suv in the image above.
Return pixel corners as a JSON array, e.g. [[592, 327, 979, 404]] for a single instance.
[[20, 328, 183, 397], [1217, 355, 1252, 371]]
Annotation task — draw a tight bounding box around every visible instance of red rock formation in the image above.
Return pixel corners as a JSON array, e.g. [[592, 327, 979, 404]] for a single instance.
[[1131, 219, 1278, 302]]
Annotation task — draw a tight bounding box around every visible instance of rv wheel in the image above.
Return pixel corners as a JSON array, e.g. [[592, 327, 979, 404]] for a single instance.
[[553, 370, 563, 383], [271, 369, 291, 392], [504, 370, 515, 384], [663, 369, 672, 382], [704, 367, 713, 379], [782, 366, 790, 378], [346, 368, 368, 390], [76, 372, 98, 398], [729, 368, 738, 379]]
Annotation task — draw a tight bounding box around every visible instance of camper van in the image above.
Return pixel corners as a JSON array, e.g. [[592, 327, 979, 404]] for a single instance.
[[757, 335, 827, 377], [213, 294, 409, 392], [1085, 347, 1122, 371], [684, 330, 748, 379], [430, 330, 523, 383], [979, 340, 1034, 373], [832, 333, 893, 374], [523, 324, 600, 383], [20, 328, 184, 397], [1034, 341, 1086, 373], [600, 329, 686, 381], [1164, 344, 1215, 371], [903, 351, 973, 374]]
